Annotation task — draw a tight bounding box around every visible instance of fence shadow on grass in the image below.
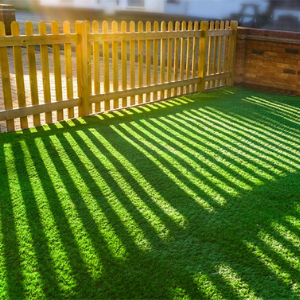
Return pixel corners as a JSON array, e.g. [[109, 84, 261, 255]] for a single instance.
[[1, 87, 300, 298]]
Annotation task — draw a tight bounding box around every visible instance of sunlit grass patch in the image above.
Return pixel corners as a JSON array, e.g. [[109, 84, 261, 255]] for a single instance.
[[0, 87, 300, 299]]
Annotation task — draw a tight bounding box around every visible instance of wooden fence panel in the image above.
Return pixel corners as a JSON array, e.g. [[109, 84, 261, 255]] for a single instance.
[[0, 19, 237, 132]]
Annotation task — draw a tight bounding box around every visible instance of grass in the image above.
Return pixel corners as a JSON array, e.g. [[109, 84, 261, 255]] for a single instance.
[[1, 86, 300, 299]]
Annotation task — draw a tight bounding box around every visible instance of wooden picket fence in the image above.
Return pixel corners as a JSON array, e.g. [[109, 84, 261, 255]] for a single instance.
[[0, 19, 238, 132]]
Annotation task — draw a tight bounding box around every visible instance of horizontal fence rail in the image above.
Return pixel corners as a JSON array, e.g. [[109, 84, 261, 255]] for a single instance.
[[0, 19, 238, 132]]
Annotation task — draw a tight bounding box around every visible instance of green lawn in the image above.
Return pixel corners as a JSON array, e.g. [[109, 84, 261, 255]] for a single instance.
[[1, 87, 300, 299]]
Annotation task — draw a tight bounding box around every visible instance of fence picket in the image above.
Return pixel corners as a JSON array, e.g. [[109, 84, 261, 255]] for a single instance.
[[185, 21, 192, 94], [173, 21, 180, 97], [191, 21, 199, 92], [92, 21, 100, 113], [39, 21, 52, 124], [75, 21, 82, 116], [179, 21, 186, 95], [138, 21, 144, 104], [112, 21, 119, 109], [0, 22, 14, 131], [63, 21, 74, 118], [211, 21, 219, 88], [146, 21, 151, 102], [51, 21, 63, 121], [86, 21, 92, 114], [207, 21, 214, 89], [160, 21, 166, 100], [223, 21, 229, 86], [152, 21, 159, 101], [102, 21, 110, 111], [121, 21, 127, 107], [167, 21, 173, 98], [76, 21, 89, 117], [25, 22, 40, 126], [129, 21, 136, 106], [11, 21, 28, 129], [217, 21, 224, 87]]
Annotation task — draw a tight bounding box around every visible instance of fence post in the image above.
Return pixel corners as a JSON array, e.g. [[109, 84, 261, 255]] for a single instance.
[[75, 21, 90, 117], [228, 20, 238, 86], [197, 21, 209, 93]]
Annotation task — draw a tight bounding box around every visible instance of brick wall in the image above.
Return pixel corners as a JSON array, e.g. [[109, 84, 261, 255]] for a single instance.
[[235, 27, 300, 94]]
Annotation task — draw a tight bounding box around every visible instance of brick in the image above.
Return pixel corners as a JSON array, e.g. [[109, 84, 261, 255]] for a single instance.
[[280, 52, 298, 59], [271, 57, 287, 63], [245, 64, 258, 71], [277, 43, 288, 48], [260, 71, 278, 77], [283, 58, 298, 64], [290, 44, 300, 49], [236, 53, 245, 59], [245, 73, 257, 79], [251, 59, 264, 65], [277, 63, 291, 69], [258, 45, 272, 51], [262, 61, 278, 67], [276, 73, 291, 79], [272, 47, 285, 53], [264, 51, 277, 57]]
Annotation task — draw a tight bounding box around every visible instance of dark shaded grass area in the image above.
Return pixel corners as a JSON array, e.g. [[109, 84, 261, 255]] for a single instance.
[[0, 87, 300, 299]]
